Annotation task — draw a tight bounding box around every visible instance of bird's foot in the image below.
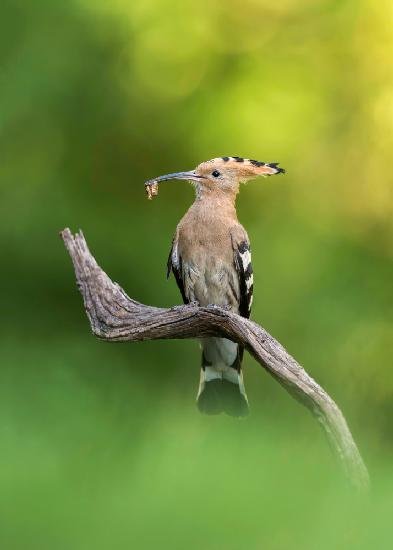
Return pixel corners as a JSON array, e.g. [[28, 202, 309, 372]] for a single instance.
[[170, 304, 187, 311], [171, 301, 199, 312], [206, 303, 231, 311]]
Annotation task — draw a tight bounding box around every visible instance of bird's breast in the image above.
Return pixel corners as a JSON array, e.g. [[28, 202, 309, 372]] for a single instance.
[[176, 214, 239, 309]]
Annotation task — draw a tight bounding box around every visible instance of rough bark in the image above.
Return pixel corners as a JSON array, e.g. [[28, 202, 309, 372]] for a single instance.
[[60, 228, 370, 491]]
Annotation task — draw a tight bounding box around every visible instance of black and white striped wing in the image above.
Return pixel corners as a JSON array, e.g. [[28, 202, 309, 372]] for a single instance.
[[167, 237, 189, 305], [233, 240, 253, 319]]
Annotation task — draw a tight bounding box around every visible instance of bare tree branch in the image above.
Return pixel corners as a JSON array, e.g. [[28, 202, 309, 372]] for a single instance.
[[60, 227, 370, 491]]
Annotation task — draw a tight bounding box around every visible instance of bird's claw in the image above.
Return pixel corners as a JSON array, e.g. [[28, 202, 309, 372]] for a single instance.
[[171, 301, 199, 311], [206, 303, 231, 311], [170, 304, 185, 311]]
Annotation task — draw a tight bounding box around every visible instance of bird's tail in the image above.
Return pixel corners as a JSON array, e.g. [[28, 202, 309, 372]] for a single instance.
[[196, 337, 249, 417]]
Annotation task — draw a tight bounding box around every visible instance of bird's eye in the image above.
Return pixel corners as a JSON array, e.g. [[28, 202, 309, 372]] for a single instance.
[[212, 170, 221, 178]]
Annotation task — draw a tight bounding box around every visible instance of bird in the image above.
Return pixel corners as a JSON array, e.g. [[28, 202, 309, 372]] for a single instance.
[[145, 156, 285, 417]]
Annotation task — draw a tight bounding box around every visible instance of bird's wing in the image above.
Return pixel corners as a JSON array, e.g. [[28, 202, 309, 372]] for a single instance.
[[231, 230, 253, 319], [167, 234, 189, 304]]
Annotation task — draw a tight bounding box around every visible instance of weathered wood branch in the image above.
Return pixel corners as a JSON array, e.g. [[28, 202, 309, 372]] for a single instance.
[[60, 228, 370, 491]]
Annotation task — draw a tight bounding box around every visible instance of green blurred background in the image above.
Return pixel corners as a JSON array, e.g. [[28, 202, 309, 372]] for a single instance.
[[1, 0, 393, 548]]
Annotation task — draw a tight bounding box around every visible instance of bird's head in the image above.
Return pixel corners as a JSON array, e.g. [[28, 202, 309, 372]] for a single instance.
[[145, 156, 285, 199]]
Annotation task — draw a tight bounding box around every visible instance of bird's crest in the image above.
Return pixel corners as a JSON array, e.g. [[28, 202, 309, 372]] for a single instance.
[[204, 156, 285, 180]]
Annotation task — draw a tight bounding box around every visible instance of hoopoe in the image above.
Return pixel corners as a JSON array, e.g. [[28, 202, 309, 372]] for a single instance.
[[145, 156, 285, 417]]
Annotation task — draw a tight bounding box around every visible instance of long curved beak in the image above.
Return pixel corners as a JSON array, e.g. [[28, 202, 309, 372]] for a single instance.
[[145, 170, 204, 186]]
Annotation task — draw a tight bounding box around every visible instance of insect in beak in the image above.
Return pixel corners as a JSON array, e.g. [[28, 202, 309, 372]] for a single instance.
[[144, 171, 204, 199]]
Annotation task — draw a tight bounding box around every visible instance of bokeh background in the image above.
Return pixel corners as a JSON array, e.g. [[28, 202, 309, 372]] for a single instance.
[[1, 0, 393, 548]]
